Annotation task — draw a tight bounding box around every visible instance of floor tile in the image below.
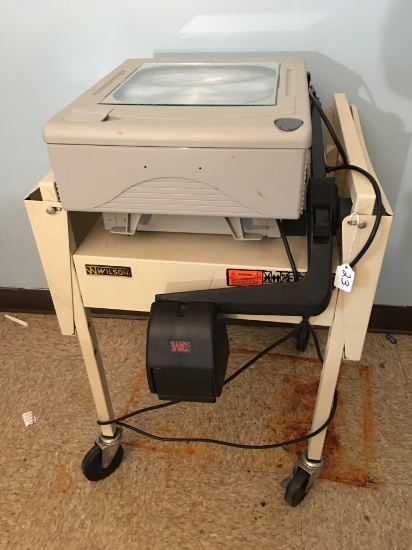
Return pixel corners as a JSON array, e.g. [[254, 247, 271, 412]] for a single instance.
[[395, 333, 412, 388], [359, 332, 398, 363], [0, 314, 145, 364], [109, 345, 295, 466], [227, 322, 328, 362], [1, 313, 411, 549], [93, 317, 146, 365], [116, 349, 383, 489], [0, 448, 49, 550], [294, 332, 407, 388], [163, 357, 296, 475], [8, 451, 170, 550], [153, 463, 303, 550], [358, 332, 408, 386], [103, 350, 197, 461], [274, 374, 381, 488], [0, 354, 95, 453], [0, 354, 141, 455], [371, 382, 412, 484], [302, 481, 412, 550], [271, 363, 412, 487], [0, 312, 81, 358], [396, 334, 412, 366]]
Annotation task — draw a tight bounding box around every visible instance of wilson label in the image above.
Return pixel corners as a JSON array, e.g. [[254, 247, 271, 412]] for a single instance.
[[170, 341, 191, 353], [85, 265, 132, 277]]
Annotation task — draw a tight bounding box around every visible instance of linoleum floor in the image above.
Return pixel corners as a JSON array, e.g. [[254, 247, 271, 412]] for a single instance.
[[1, 313, 411, 550]]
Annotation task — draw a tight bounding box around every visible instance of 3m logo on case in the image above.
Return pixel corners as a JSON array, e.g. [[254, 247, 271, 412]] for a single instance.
[[170, 341, 191, 353], [85, 265, 132, 277]]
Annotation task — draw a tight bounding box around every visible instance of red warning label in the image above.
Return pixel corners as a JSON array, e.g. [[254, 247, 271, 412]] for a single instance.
[[226, 269, 263, 287]]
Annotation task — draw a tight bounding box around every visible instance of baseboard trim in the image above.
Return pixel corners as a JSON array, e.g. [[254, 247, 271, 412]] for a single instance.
[[0, 287, 411, 333], [0, 287, 55, 314]]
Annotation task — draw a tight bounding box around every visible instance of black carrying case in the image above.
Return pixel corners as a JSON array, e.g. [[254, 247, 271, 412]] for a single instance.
[[146, 301, 229, 403]]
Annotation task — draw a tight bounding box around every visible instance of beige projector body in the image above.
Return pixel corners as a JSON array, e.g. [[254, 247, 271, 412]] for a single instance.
[[44, 58, 311, 238]]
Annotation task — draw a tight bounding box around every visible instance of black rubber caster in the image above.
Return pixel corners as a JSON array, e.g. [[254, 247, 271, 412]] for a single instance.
[[296, 324, 310, 352], [284, 467, 311, 507], [81, 443, 124, 481]]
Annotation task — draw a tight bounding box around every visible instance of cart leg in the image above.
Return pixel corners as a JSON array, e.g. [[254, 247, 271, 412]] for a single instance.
[[72, 262, 124, 479], [283, 292, 345, 506]]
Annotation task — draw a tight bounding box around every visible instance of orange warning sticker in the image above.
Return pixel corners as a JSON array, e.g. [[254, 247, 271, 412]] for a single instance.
[[226, 269, 263, 287]]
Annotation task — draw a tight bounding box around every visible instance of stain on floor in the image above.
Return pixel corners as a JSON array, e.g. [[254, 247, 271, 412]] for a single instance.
[[55, 464, 72, 493], [275, 368, 379, 488], [119, 351, 379, 489]]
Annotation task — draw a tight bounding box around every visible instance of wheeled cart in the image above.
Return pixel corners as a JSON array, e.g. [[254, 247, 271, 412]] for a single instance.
[[25, 94, 392, 506]]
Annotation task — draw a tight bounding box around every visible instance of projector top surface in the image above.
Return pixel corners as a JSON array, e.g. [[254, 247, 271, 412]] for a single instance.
[[44, 57, 311, 149]]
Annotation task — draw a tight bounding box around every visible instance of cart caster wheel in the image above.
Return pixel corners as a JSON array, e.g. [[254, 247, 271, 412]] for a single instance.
[[81, 444, 124, 482], [284, 467, 311, 507], [296, 324, 310, 352]]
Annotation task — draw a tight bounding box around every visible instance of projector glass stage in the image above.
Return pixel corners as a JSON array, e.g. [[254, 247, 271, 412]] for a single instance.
[[100, 62, 280, 106]]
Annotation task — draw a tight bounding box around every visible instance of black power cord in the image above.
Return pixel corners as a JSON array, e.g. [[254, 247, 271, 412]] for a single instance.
[[98, 319, 338, 450], [98, 321, 305, 426], [276, 219, 299, 282], [98, 321, 303, 426], [309, 88, 348, 165]]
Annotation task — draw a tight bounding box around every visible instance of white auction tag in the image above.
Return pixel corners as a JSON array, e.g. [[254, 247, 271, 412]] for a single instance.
[[334, 264, 355, 292]]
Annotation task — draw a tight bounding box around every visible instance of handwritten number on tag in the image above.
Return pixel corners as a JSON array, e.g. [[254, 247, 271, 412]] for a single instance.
[[341, 269, 351, 286], [334, 264, 355, 292]]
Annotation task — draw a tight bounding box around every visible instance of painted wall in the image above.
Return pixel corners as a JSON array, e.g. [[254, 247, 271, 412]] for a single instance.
[[0, 0, 411, 304]]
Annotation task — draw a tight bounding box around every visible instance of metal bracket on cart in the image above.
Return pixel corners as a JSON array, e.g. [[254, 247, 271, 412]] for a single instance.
[[81, 428, 124, 482], [96, 427, 123, 469], [282, 451, 325, 507]]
